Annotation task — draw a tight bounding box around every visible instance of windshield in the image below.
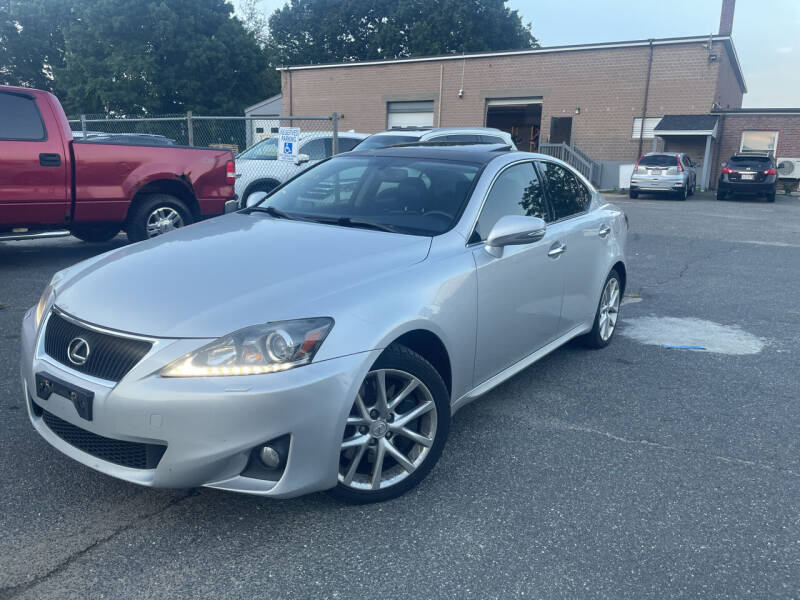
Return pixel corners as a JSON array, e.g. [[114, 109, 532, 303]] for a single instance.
[[238, 137, 279, 160], [639, 155, 678, 167], [257, 155, 481, 236], [354, 134, 423, 151]]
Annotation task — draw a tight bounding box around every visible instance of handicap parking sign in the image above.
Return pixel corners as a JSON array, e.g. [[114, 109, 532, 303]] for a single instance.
[[278, 127, 300, 161]]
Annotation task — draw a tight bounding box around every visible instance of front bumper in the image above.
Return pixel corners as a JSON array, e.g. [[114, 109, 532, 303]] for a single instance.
[[21, 307, 379, 498]]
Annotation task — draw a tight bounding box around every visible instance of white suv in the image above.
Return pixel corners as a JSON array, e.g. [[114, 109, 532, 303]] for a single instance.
[[353, 127, 516, 151], [235, 131, 368, 207]]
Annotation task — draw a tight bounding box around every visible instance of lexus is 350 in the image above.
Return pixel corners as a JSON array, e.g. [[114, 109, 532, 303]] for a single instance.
[[21, 144, 628, 503]]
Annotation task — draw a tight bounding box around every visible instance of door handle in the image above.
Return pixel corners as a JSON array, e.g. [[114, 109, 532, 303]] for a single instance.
[[547, 242, 567, 258], [598, 225, 611, 238], [39, 153, 62, 167]]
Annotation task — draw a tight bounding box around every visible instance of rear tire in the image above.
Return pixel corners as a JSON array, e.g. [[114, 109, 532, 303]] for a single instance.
[[69, 224, 119, 243], [582, 269, 622, 349], [716, 190, 727, 201], [328, 344, 450, 504], [676, 186, 688, 201], [766, 192, 776, 203], [126, 194, 192, 243]]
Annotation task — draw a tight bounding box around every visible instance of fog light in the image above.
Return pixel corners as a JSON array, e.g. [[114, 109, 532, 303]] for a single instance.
[[259, 445, 282, 469]]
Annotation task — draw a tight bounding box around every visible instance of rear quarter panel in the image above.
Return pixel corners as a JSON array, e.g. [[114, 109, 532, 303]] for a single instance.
[[71, 144, 234, 223]]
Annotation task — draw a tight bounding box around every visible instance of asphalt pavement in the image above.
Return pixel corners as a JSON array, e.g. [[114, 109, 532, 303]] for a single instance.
[[1, 191, 799, 599]]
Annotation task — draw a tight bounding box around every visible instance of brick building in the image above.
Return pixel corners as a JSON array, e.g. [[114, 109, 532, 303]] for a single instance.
[[274, 0, 800, 191]]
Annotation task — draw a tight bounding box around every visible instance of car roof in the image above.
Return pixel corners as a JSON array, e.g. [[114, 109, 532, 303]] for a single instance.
[[644, 152, 681, 157], [369, 127, 509, 137], [345, 143, 513, 164]]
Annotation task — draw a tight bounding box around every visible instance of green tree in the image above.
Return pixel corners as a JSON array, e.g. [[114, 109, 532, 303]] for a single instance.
[[1, 0, 278, 115], [267, 0, 537, 66], [0, 0, 71, 93]]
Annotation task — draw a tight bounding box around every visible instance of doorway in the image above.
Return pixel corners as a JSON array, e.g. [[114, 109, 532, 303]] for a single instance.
[[485, 100, 542, 152], [549, 117, 572, 145]]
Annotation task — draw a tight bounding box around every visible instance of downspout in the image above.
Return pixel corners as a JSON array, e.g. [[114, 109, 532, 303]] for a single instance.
[[637, 39, 654, 159], [437, 64, 444, 127]]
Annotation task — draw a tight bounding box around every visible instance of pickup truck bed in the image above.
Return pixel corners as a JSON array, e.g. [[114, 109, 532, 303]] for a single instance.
[[0, 85, 235, 243]]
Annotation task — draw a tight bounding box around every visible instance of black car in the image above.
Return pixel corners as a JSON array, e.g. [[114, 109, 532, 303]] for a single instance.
[[717, 153, 777, 202]]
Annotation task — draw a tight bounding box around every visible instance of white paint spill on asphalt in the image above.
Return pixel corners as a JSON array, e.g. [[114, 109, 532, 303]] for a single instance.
[[620, 317, 765, 355], [621, 296, 642, 306]]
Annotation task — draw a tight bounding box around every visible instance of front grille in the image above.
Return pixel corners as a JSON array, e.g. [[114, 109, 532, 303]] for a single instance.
[[42, 409, 166, 469], [44, 311, 152, 382]]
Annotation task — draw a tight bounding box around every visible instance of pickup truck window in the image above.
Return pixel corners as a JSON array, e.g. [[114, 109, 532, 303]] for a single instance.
[[0, 92, 46, 141]]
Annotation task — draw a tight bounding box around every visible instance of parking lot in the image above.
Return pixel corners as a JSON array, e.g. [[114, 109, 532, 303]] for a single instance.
[[1, 192, 798, 599]]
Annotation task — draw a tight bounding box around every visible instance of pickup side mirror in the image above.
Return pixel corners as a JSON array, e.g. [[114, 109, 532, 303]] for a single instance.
[[245, 191, 269, 208], [485, 215, 547, 258], [294, 153, 310, 166]]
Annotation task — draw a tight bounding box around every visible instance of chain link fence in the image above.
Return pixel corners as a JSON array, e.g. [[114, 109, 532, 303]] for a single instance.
[[67, 113, 348, 204]]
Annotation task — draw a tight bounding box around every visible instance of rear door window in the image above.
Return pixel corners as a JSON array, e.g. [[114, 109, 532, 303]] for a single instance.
[[537, 161, 591, 221], [301, 138, 328, 160], [430, 134, 481, 143], [337, 137, 363, 152], [0, 92, 46, 141], [480, 135, 507, 144]]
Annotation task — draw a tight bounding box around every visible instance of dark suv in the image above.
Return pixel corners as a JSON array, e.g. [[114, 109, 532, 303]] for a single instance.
[[717, 153, 777, 202]]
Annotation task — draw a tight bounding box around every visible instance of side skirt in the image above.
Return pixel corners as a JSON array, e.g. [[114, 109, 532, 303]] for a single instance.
[[451, 324, 590, 414]]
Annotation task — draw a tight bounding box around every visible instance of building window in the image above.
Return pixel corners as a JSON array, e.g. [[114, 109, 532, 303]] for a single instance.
[[632, 117, 660, 139], [740, 131, 779, 153], [387, 100, 434, 128]]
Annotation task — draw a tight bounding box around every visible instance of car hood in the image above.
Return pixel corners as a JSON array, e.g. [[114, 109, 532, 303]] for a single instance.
[[55, 213, 432, 338]]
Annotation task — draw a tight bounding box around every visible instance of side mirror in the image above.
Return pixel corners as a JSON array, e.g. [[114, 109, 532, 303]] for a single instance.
[[294, 153, 310, 165], [485, 215, 547, 258], [245, 191, 269, 208]]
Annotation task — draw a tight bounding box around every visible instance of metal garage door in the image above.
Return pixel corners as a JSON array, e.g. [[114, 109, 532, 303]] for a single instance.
[[387, 101, 434, 128]]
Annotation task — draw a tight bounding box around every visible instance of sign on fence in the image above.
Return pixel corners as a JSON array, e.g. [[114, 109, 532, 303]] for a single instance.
[[277, 127, 300, 161]]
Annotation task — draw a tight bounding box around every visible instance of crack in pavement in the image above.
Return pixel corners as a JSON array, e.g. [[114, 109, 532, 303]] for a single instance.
[[0, 490, 199, 600], [546, 418, 800, 479]]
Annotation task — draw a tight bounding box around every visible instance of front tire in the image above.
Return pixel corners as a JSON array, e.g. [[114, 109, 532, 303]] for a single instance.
[[582, 269, 622, 349], [328, 344, 450, 504], [629, 190, 639, 199], [70, 224, 119, 243], [126, 194, 192, 243]]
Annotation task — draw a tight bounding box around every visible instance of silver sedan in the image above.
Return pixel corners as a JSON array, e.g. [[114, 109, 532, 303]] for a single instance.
[[21, 144, 628, 503]]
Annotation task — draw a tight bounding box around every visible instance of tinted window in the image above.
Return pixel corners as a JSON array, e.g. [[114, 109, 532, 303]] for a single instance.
[[301, 138, 329, 160], [337, 137, 363, 152], [728, 155, 772, 169], [0, 92, 46, 140], [431, 134, 481, 143], [471, 162, 547, 243], [538, 162, 590, 221], [480, 135, 506, 144], [638, 155, 678, 167], [263, 156, 480, 236], [353, 134, 421, 150]]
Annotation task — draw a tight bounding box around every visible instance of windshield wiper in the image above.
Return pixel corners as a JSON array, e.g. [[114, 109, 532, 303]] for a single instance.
[[248, 205, 299, 221], [325, 216, 401, 233]]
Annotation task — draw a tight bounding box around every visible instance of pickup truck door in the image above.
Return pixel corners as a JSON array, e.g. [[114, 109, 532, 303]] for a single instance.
[[0, 90, 68, 227]]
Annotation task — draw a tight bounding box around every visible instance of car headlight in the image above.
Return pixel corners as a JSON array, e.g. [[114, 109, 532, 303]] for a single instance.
[[35, 272, 64, 329], [161, 318, 334, 377]]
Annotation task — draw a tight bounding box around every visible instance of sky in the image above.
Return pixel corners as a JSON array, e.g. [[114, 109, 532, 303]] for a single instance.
[[242, 0, 800, 107]]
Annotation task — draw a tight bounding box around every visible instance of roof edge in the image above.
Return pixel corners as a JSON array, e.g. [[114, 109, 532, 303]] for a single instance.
[[712, 108, 800, 114], [278, 35, 735, 72]]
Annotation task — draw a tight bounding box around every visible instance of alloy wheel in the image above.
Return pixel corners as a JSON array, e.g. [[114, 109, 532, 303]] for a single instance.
[[146, 206, 184, 238], [598, 276, 620, 341], [338, 369, 437, 491]]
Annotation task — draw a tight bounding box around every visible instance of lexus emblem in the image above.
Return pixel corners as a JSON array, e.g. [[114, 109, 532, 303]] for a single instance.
[[67, 337, 91, 366]]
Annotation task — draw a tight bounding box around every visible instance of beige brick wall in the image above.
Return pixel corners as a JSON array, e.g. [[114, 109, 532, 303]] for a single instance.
[[282, 40, 742, 163]]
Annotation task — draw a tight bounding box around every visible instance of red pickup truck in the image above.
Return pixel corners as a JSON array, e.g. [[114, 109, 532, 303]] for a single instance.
[[0, 85, 235, 243]]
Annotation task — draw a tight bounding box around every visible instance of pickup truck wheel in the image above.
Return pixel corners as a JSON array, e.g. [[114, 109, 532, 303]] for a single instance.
[[70, 224, 120, 243], [126, 194, 192, 242]]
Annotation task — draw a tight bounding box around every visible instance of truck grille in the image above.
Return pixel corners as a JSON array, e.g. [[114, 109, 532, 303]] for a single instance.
[[44, 311, 152, 382], [42, 409, 166, 469]]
